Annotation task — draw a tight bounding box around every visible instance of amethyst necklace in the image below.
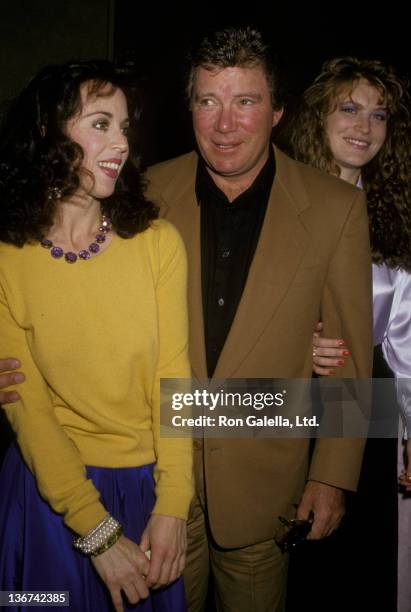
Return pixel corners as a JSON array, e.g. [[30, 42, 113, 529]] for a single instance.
[[40, 216, 112, 264]]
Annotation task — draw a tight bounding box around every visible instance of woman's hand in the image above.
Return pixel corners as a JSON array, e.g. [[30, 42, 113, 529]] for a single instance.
[[91, 534, 150, 612], [399, 439, 411, 491], [139, 514, 187, 589], [312, 322, 350, 376], [0, 359, 24, 403]]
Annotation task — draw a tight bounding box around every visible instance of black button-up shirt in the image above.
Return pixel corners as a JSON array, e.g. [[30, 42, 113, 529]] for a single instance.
[[196, 149, 276, 376]]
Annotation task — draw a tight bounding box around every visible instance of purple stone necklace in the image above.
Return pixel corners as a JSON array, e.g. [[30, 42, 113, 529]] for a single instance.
[[40, 216, 112, 264]]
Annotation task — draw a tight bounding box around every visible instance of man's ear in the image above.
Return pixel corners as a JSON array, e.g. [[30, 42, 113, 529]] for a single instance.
[[272, 107, 284, 127]]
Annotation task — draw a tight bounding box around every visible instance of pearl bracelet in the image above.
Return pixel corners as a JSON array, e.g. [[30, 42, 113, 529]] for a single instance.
[[73, 515, 122, 556]]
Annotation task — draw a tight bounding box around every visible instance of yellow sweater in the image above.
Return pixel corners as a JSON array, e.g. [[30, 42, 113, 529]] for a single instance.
[[0, 220, 193, 536]]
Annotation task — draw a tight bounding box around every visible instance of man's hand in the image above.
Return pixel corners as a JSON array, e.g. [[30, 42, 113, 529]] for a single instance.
[[0, 359, 25, 404], [296, 480, 345, 539], [139, 514, 186, 589], [91, 534, 150, 612]]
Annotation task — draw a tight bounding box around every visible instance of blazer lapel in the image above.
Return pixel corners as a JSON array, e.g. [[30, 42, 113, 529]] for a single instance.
[[213, 147, 311, 378]]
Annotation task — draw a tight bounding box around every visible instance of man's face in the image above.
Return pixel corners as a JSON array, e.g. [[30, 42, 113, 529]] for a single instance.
[[191, 65, 283, 189]]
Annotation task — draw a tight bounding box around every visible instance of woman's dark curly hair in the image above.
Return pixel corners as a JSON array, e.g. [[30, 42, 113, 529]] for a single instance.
[[290, 57, 411, 270], [0, 59, 158, 246]]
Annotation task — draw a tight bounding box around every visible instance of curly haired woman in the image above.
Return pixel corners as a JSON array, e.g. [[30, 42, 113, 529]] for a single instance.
[[0, 60, 192, 611], [291, 56, 411, 612]]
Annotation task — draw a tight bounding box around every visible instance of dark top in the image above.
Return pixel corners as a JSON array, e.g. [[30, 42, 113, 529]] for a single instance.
[[196, 149, 276, 376]]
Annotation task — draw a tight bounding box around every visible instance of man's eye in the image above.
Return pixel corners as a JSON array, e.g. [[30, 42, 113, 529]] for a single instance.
[[238, 98, 253, 106], [199, 98, 215, 107]]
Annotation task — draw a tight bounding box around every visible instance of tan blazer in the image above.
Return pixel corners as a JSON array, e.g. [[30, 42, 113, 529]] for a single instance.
[[146, 146, 373, 548]]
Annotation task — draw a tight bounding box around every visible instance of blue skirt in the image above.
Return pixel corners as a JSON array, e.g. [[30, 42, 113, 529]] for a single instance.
[[0, 444, 186, 612]]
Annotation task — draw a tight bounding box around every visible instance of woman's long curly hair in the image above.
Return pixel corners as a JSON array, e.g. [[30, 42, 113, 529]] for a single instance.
[[0, 60, 158, 246], [290, 57, 411, 270]]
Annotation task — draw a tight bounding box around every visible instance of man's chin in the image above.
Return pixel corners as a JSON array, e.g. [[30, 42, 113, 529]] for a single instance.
[[204, 161, 242, 178]]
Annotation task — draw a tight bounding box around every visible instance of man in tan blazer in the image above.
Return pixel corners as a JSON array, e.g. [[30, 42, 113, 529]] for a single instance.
[[0, 26, 373, 612], [146, 26, 373, 612]]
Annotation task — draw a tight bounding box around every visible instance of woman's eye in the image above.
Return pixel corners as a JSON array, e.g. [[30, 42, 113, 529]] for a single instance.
[[372, 112, 387, 122], [93, 119, 109, 130], [340, 105, 356, 114], [121, 126, 129, 136]]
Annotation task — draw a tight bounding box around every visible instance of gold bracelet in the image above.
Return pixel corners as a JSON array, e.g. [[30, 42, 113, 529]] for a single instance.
[[73, 515, 122, 555], [91, 525, 123, 556]]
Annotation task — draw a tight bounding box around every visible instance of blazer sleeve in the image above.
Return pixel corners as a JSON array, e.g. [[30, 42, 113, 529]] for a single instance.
[[309, 188, 374, 491]]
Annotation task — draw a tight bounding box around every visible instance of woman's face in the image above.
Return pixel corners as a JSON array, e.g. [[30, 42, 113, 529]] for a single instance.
[[66, 82, 129, 199], [325, 78, 388, 184]]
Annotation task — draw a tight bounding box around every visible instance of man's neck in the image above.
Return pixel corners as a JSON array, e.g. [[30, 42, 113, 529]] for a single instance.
[[208, 173, 253, 202], [206, 162, 270, 203]]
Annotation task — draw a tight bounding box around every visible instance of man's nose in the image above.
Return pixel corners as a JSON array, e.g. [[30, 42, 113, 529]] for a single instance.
[[215, 105, 236, 133]]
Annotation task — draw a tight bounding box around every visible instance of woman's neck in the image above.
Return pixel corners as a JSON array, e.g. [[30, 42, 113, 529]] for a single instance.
[[47, 194, 104, 251]]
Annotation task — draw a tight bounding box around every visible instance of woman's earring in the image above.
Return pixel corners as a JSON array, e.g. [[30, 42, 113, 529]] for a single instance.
[[47, 186, 62, 200]]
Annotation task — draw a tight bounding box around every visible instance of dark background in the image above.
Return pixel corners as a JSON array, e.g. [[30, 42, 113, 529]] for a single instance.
[[114, 2, 409, 164], [0, 1, 409, 166]]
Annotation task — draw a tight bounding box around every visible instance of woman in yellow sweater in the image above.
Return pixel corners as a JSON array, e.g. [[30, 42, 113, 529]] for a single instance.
[[0, 60, 193, 611]]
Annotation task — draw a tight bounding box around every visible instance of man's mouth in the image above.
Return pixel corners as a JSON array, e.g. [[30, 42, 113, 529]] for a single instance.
[[213, 142, 241, 151]]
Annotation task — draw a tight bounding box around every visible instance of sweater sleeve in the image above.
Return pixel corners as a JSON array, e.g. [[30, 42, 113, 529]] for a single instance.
[[0, 282, 108, 536], [150, 221, 194, 519]]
